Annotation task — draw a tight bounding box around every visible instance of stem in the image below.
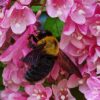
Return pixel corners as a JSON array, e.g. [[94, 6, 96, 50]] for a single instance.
[[36, 0, 46, 19], [30, 3, 43, 6], [30, 0, 46, 7]]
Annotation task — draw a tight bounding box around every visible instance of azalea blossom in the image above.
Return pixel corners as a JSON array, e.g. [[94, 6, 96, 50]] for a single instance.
[[70, 0, 96, 25], [79, 76, 100, 100], [88, 14, 100, 37], [50, 60, 60, 80], [1, 2, 36, 34], [87, 46, 100, 74], [60, 31, 96, 65], [0, 27, 34, 91], [0, 0, 99, 100], [17, 0, 32, 5], [2, 62, 27, 91], [52, 79, 76, 100], [46, 0, 97, 24], [52, 0, 97, 36], [0, 0, 11, 7], [0, 88, 28, 100], [0, 28, 8, 47], [25, 84, 52, 100], [67, 74, 81, 88], [0, 26, 33, 62], [46, 0, 74, 22]]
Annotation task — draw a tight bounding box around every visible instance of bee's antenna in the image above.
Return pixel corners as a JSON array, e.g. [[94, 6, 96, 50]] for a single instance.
[[28, 34, 38, 49], [37, 30, 52, 40], [28, 34, 38, 43]]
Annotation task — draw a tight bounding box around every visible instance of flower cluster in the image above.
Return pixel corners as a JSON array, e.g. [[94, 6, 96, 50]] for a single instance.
[[47, 0, 100, 99], [0, 0, 99, 100]]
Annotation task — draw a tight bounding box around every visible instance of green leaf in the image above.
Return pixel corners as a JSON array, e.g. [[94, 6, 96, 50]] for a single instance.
[[0, 62, 5, 90], [70, 87, 86, 100], [0, 62, 5, 68], [44, 17, 64, 40], [31, 6, 45, 12], [19, 86, 24, 92], [0, 67, 4, 90], [31, 6, 41, 12], [0, 85, 4, 90]]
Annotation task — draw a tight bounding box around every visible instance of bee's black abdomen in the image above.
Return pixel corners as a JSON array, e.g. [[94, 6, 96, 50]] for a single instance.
[[25, 54, 56, 82]]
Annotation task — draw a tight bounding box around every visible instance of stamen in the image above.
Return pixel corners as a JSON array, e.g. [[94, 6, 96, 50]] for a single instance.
[[0, 31, 2, 36], [15, 23, 21, 28], [78, 9, 85, 15], [61, 95, 66, 100]]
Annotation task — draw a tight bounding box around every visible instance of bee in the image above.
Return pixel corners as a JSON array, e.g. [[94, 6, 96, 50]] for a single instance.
[[22, 30, 82, 83]]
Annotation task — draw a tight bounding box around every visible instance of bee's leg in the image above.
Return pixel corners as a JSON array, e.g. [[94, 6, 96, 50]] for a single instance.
[[28, 34, 38, 49], [28, 40, 36, 49]]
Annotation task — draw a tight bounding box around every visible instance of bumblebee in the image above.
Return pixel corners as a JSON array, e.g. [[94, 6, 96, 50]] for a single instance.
[[22, 30, 82, 83]]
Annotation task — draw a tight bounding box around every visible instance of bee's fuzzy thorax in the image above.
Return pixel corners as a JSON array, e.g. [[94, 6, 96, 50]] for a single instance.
[[37, 36, 59, 56]]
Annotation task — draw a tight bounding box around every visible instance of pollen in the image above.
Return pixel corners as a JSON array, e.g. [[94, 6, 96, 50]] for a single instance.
[[34, 89, 39, 94], [0, 10, 4, 18], [77, 35, 83, 40], [0, 31, 2, 36], [15, 23, 21, 28], [32, 93, 37, 96], [36, 95, 41, 100], [96, 64, 100, 74], [78, 9, 85, 15], [57, 9, 62, 16], [96, 25, 100, 31], [78, 79, 84, 85], [61, 95, 66, 100]]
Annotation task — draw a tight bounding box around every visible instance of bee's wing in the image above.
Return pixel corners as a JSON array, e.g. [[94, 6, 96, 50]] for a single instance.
[[22, 44, 45, 66], [22, 51, 40, 66], [58, 49, 82, 78]]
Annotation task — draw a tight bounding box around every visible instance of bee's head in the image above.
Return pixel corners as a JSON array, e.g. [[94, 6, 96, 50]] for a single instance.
[[37, 36, 59, 56]]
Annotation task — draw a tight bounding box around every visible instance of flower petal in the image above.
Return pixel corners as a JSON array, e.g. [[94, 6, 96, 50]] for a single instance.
[[63, 19, 75, 35], [70, 11, 86, 24]]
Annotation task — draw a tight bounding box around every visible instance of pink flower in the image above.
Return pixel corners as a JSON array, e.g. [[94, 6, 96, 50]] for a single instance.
[[0, 88, 28, 100], [63, 17, 88, 36], [46, 0, 74, 22], [0, 28, 8, 47], [52, 79, 76, 100], [88, 5, 100, 37], [0, 27, 35, 91], [50, 60, 60, 80], [1, 2, 36, 34], [17, 0, 32, 5], [0, 8, 5, 19], [87, 46, 100, 73], [47, 0, 98, 41], [70, 0, 96, 25], [0, 27, 32, 62], [63, 18, 75, 36], [25, 84, 52, 100], [2, 62, 27, 91], [60, 32, 96, 65], [88, 14, 100, 37], [60, 31, 100, 76], [0, 0, 11, 7], [46, 0, 97, 24], [67, 74, 80, 88], [63, 5, 97, 36], [96, 59, 100, 75], [79, 76, 100, 100]]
